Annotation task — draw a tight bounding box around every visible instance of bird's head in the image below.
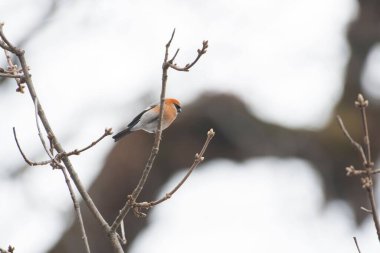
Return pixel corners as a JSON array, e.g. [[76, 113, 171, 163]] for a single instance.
[[166, 98, 182, 113]]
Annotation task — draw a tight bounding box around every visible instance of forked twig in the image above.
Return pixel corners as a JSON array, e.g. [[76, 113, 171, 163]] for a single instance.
[[168, 40, 208, 72]]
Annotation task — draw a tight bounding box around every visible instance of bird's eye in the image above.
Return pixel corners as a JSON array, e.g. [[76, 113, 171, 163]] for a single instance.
[[174, 104, 182, 113]]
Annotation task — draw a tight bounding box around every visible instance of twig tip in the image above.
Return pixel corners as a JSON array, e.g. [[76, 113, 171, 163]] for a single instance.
[[355, 93, 368, 108], [207, 128, 215, 137]]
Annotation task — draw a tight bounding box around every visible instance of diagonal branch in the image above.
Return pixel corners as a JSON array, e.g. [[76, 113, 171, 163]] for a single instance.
[[33, 99, 91, 253], [65, 128, 113, 157], [60, 165, 91, 253], [131, 129, 215, 216], [336, 115, 367, 164], [353, 237, 361, 253]]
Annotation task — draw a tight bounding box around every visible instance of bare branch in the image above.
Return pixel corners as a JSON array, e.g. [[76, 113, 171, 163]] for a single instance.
[[65, 128, 113, 156], [3, 49, 25, 93], [111, 29, 209, 233], [360, 206, 372, 213], [365, 183, 380, 240], [119, 210, 127, 245], [0, 23, 19, 53], [131, 129, 215, 214], [110, 28, 176, 233], [356, 94, 373, 166], [33, 98, 91, 252], [353, 237, 361, 253], [0, 23, 120, 251], [338, 94, 380, 242], [336, 115, 367, 164], [60, 166, 91, 253], [34, 98, 61, 167], [0, 72, 24, 78], [13, 127, 52, 166], [168, 40, 208, 72]]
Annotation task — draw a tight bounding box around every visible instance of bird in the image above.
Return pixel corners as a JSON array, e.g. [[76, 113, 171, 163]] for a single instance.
[[113, 98, 182, 142]]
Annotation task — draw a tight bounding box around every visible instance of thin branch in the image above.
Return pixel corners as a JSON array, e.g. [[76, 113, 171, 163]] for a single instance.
[[0, 23, 120, 252], [336, 115, 367, 164], [0, 39, 12, 51], [60, 167, 91, 253], [0, 23, 18, 53], [338, 94, 380, 243], [360, 206, 373, 214], [13, 127, 52, 166], [34, 97, 59, 166], [355, 94, 372, 165], [110, 28, 174, 232], [3, 49, 25, 93], [353, 237, 361, 253], [366, 184, 380, 241], [19, 45, 110, 232], [34, 98, 91, 252], [0, 72, 24, 78], [168, 48, 180, 63], [132, 129, 215, 213], [111, 29, 209, 232], [119, 210, 127, 245], [65, 128, 113, 156], [168, 40, 208, 72]]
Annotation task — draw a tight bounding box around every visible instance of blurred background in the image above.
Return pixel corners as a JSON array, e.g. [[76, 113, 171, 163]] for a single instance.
[[2, 0, 380, 252]]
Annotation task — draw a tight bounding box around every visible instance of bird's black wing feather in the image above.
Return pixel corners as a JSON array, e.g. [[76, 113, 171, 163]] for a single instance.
[[127, 105, 155, 128]]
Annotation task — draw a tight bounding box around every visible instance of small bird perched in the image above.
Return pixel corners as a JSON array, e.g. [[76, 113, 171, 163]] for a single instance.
[[113, 98, 182, 142]]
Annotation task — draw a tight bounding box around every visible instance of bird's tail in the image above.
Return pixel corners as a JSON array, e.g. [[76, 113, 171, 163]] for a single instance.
[[112, 128, 132, 142]]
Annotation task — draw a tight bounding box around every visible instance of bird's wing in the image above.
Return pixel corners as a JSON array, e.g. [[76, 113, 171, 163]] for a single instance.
[[127, 105, 156, 128]]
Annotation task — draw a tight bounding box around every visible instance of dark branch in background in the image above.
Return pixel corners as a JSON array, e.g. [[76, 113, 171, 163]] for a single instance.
[[337, 93, 380, 242], [130, 129, 215, 217], [110, 29, 209, 233]]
